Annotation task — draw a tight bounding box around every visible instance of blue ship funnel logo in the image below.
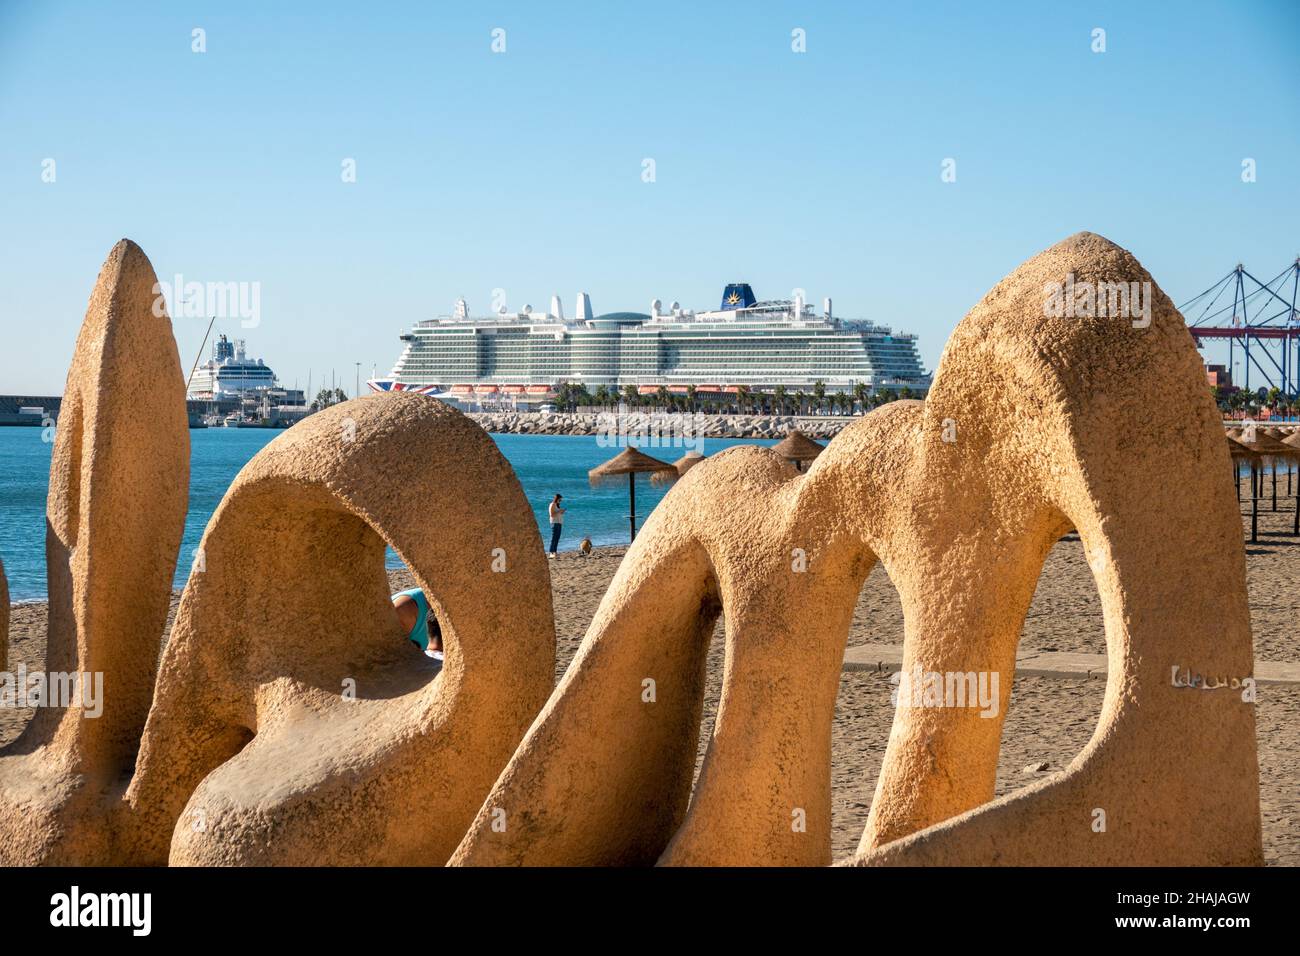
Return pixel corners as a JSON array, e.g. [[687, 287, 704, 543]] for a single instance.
[[721, 283, 756, 310]]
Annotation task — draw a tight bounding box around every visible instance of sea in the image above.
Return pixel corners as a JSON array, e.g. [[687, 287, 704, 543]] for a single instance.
[[0, 426, 778, 602]]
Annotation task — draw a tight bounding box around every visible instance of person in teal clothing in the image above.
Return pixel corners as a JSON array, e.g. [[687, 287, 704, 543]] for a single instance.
[[391, 588, 444, 663]]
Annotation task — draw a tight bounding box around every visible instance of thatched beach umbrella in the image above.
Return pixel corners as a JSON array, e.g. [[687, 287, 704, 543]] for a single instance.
[[1227, 436, 1262, 540], [1230, 431, 1300, 536], [771, 429, 824, 472], [1254, 432, 1300, 526], [650, 450, 706, 487], [589, 447, 677, 542]]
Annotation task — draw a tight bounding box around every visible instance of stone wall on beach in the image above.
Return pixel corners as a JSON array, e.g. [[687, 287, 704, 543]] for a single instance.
[[466, 410, 854, 440]]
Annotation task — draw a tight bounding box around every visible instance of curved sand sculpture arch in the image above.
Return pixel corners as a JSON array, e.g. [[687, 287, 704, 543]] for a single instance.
[[121, 393, 557, 865], [854, 232, 1260, 865], [449, 412, 903, 866], [0, 240, 190, 865], [452, 232, 1262, 867]]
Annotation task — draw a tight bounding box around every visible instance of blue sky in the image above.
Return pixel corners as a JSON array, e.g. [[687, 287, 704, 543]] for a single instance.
[[1, 0, 1297, 395]]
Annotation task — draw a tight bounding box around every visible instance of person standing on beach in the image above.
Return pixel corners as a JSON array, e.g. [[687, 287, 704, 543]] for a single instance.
[[548, 493, 565, 556]]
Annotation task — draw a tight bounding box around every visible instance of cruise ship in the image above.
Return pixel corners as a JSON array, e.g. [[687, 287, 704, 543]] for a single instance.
[[187, 335, 279, 400], [369, 284, 930, 404]]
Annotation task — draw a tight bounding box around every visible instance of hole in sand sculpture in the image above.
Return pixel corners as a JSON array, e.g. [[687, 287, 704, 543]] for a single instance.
[[822, 541, 1108, 859], [687, 579, 727, 797], [830, 561, 906, 859], [995, 532, 1107, 796], [205, 481, 446, 712], [681, 547, 896, 858]]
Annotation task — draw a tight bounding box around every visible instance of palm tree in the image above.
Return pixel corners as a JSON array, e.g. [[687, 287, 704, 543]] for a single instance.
[[813, 380, 826, 415], [623, 383, 639, 407], [1267, 387, 1282, 414], [853, 381, 867, 416], [310, 387, 347, 411], [773, 385, 788, 415], [595, 384, 610, 408], [736, 384, 751, 413], [686, 384, 697, 412], [656, 385, 670, 409]]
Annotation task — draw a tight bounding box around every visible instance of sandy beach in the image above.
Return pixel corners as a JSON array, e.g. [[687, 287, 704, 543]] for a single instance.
[[3, 483, 1296, 865]]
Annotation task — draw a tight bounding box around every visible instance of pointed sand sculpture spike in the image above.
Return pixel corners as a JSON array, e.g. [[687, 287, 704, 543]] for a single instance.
[[0, 239, 189, 865]]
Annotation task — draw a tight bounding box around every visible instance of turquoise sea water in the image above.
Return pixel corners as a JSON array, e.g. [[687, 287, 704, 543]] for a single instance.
[[0, 426, 776, 602]]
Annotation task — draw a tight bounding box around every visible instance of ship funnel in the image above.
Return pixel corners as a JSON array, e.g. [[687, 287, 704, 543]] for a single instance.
[[651, 298, 662, 318], [823, 297, 832, 320], [575, 292, 594, 322], [550, 294, 564, 321], [793, 292, 804, 319]]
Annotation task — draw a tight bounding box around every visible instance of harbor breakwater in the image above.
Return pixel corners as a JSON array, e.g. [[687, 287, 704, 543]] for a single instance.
[[466, 411, 854, 440]]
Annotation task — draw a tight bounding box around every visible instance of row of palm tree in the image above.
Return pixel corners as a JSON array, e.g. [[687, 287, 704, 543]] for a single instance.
[[1214, 385, 1300, 419], [554, 380, 915, 416], [309, 387, 349, 411]]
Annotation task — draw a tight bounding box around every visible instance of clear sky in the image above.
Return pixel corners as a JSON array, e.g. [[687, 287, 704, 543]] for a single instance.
[[1, 0, 1296, 395]]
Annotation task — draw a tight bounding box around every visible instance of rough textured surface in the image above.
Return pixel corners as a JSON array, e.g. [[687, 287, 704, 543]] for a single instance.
[[0, 240, 189, 865], [9, 528, 1297, 864], [450, 233, 1262, 867], [121, 394, 556, 865]]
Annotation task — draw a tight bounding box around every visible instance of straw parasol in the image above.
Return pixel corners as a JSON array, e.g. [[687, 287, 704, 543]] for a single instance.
[[1230, 430, 1300, 536], [1226, 434, 1261, 459], [588, 447, 677, 542], [771, 429, 825, 472], [1234, 429, 1300, 461], [650, 450, 706, 486], [1227, 435, 1263, 541]]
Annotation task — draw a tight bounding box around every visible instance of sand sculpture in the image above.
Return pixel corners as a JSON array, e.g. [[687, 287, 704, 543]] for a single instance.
[[1, 241, 554, 867], [451, 232, 1262, 867], [122, 394, 556, 865], [0, 240, 190, 865], [1, 233, 1261, 868]]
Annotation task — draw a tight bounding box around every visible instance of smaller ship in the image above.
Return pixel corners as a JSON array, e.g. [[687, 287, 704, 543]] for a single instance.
[[187, 335, 278, 400]]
